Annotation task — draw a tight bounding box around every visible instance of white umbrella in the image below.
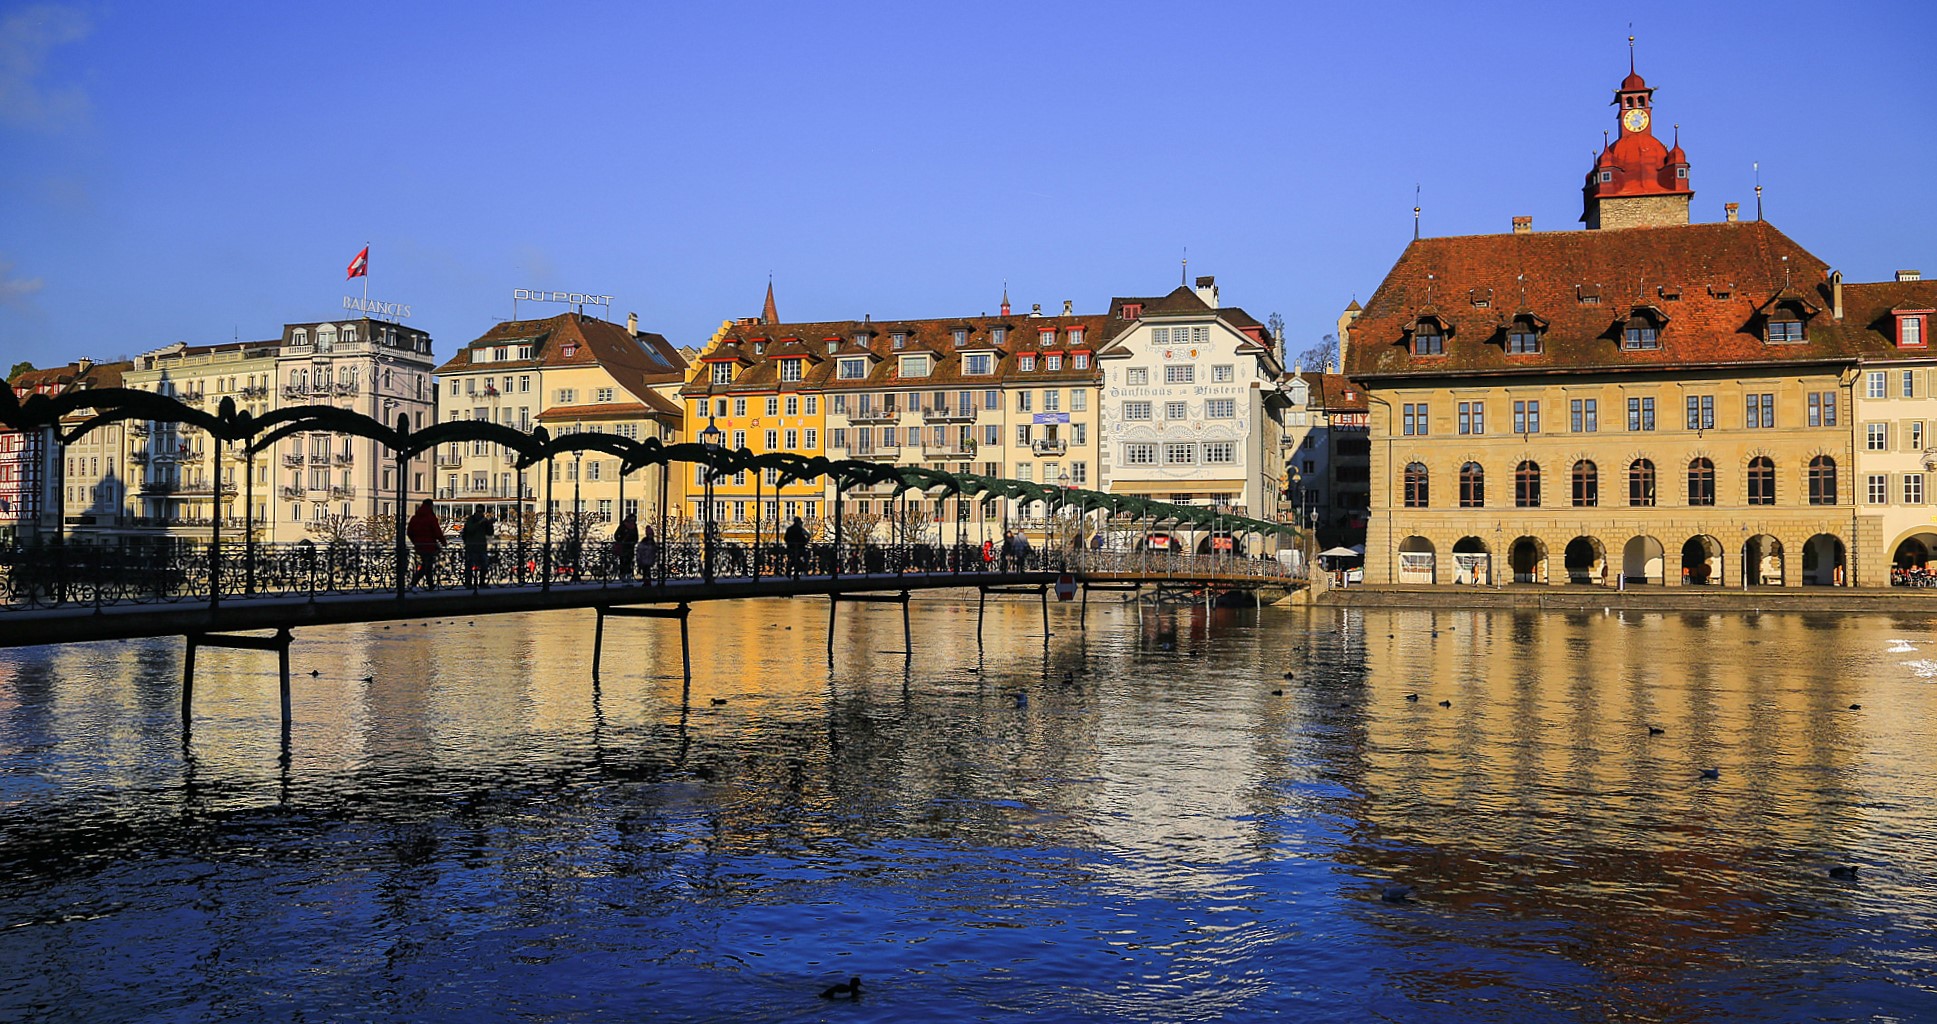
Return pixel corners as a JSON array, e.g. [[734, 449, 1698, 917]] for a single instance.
[[1318, 546, 1361, 558]]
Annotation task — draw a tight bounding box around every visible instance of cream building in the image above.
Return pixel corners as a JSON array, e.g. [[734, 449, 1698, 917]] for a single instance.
[[122, 339, 281, 536], [1848, 272, 1937, 584]]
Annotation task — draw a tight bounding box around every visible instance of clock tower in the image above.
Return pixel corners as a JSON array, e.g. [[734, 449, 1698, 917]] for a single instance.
[[1581, 57, 1693, 230]]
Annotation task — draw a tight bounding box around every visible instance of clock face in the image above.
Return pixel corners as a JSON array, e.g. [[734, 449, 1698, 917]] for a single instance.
[[1622, 107, 1650, 133]]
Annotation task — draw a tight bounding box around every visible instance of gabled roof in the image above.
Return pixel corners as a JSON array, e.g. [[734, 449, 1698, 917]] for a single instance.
[[10, 358, 130, 393], [439, 312, 688, 398], [1343, 220, 1910, 378]]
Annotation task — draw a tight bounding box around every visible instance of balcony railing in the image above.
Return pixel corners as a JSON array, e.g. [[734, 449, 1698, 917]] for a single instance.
[[282, 454, 305, 468], [129, 451, 150, 465], [308, 453, 332, 465], [177, 449, 206, 463], [333, 382, 359, 396], [332, 452, 353, 465], [280, 486, 303, 500], [240, 385, 268, 399], [282, 385, 307, 399], [1031, 438, 1069, 456], [141, 481, 177, 495], [922, 442, 978, 460], [922, 406, 978, 424], [329, 486, 356, 500], [845, 445, 902, 461], [846, 406, 899, 424], [437, 454, 465, 468]]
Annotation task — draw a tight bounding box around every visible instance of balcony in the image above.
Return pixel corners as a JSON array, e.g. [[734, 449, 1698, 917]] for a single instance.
[[333, 381, 359, 396], [332, 452, 354, 466], [280, 486, 303, 500], [308, 453, 332, 465], [922, 405, 978, 424], [129, 451, 150, 465], [141, 480, 177, 495], [282, 453, 305, 468], [282, 385, 307, 400], [329, 486, 356, 500], [845, 406, 899, 424], [921, 442, 978, 460], [130, 424, 150, 438], [843, 444, 902, 461], [178, 392, 206, 406], [437, 454, 465, 468], [240, 385, 268, 399], [177, 449, 205, 464], [1031, 438, 1069, 457]]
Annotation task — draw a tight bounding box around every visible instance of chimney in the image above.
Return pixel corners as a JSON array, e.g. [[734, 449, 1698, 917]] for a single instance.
[[1898, 269, 1924, 282], [75, 357, 92, 374], [1831, 270, 1844, 320], [1724, 202, 1740, 223], [1030, 303, 1042, 317], [1511, 216, 1532, 234], [626, 311, 639, 337], [1194, 275, 1219, 308], [1061, 299, 1073, 316]]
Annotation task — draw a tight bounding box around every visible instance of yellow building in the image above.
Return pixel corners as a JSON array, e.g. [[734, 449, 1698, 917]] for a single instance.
[[433, 311, 687, 537], [122, 340, 280, 536], [1847, 272, 1937, 584]]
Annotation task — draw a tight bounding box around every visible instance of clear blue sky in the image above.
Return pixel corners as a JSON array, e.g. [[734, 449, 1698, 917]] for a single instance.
[[2, 1, 1929, 374]]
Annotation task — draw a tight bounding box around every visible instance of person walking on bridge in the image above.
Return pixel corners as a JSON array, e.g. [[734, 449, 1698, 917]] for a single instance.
[[407, 500, 446, 590], [784, 515, 810, 579], [613, 512, 639, 581], [460, 510, 494, 588], [636, 525, 660, 586]]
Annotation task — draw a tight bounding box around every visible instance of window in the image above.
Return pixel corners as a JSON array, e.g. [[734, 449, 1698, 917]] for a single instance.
[[1867, 474, 1888, 504], [1746, 456, 1776, 505], [1043, 390, 1061, 412], [1688, 458, 1715, 506], [1867, 372, 1886, 398], [1571, 398, 1598, 433], [1916, 422, 1929, 451], [1513, 399, 1539, 434], [1015, 425, 1031, 446], [1069, 327, 1085, 347], [1124, 443, 1157, 465], [1045, 354, 1063, 371], [1766, 314, 1804, 343], [1164, 443, 1196, 464], [805, 428, 818, 449], [764, 430, 778, 449], [1124, 401, 1153, 420], [1629, 459, 1656, 506], [902, 355, 931, 377], [1206, 398, 1235, 418], [952, 328, 968, 347], [1867, 423, 1889, 450], [1627, 396, 1655, 431], [1515, 461, 1542, 507], [1458, 401, 1484, 435], [1017, 355, 1036, 372], [1459, 462, 1485, 507], [732, 429, 746, 449], [964, 353, 993, 375], [1413, 323, 1444, 355], [1506, 326, 1541, 354], [838, 358, 867, 380], [891, 332, 907, 349], [991, 327, 1007, 346], [1907, 473, 1926, 505], [1808, 392, 1837, 427], [1402, 403, 1429, 436], [1018, 391, 1034, 412], [732, 397, 748, 417], [1072, 353, 1090, 370], [1165, 364, 1195, 384], [1404, 462, 1429, 507], [783, 429, 798, 449], [1212, 365, 1234, 382], [1809, 456, 1837, 505], [1622, 318, 1660, 349], [1686, 394, 1715, 430], [1906, 370, 1920, 399], [806, 395, 818, 415], [1165, 401, 1187, 419], [1127, 367, 1148, 386], [710, 364, 731, 385], [1203, 442, 1235, 463], [1072, 389, 1087, 412], [1572, 460, 1598, 506], [757, 396, 774, 416], [1745, 393, 1775, 429], [779, 360, 803, 382]]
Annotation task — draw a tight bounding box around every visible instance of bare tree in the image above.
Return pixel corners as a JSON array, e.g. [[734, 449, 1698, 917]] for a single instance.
[[1291, 334, 1338, 373], [304, 510, 364, 545]]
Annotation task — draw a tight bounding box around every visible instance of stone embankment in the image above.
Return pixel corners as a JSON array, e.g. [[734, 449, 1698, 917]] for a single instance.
[[1316, 584, 1937, 615]]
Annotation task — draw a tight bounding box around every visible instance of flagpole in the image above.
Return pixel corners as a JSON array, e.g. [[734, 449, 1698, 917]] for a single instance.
[[362, 241, 370, 309]]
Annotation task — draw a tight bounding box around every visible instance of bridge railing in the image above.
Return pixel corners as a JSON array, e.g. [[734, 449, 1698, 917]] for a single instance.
[[0, 538, 1299, 613]]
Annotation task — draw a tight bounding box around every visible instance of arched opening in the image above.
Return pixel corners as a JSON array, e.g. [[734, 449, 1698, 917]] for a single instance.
[[1452, 536, 1491, 585], [1141, 532, 1175, 552], [1563, 536, 1606, 584], [1682, 535, 1723, 585], [1622, 535, 1665, 585], [1801, 534, 1846, 586], [1196, 532, 1244, 556], [1509, 536, 1548, 584], [1893, 532, 1937, 585], [1398, 535, 1436, 584], [1742, 534, 1784, 586]]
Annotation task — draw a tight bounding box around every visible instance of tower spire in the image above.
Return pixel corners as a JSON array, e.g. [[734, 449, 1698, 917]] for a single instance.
[[762, 276, 778, 325], [1628, 29, 1635, 75], [1413, 184, 1421, 240], [1000, 282, 1010, 317]]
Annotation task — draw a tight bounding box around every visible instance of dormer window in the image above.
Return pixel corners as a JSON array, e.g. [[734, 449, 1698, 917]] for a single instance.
[[1068, 326, 1084, 346], [901, 354, 930, 377], [852, 333, 868, 348], [710, 363, 732, 385], [952, 328, 968, 347], [1045, 354, 1063, 371], [1507, 324, 1542, 354], [991, 326, 1007, 346], [779, 359, 803, 382], [1765, 310, 1805, 344], [561, 344, 578, 357], [1468, 288, 1493, 309], [1622, 316, 1659, 350], [1577, 284, 1603, 305], [1019, 354, 1037, 372], [1072, 352, 1090, 370], [1658, 285, 1683, 302], [753, 341, 767, 354], [892, 332, 907, 349], [1412, 322, 1445, 356], [1121, 303, 1143, 319], [838, 357, 867, 380], [1898, 310, 1933, 348]]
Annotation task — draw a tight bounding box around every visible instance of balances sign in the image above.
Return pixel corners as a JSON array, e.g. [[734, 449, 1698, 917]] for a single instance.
[[342, 296, 413, 318]]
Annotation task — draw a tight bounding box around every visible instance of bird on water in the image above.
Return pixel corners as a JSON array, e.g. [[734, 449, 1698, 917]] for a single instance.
[[820, 976, 862, 1000], [1699, 767, 1720, 780], [1829, 865, 1859, 880]]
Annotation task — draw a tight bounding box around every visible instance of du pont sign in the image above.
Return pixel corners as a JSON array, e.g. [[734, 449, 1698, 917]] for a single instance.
[[513, 289, 613, 306], [342, 296, 413, 318]]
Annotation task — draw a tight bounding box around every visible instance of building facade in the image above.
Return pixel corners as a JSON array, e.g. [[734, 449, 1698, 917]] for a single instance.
[[121, 339, 280, 536], [3, 358, 132, 542], [1848, 272, 1937, 585], [1099, 278, 1288, 552]]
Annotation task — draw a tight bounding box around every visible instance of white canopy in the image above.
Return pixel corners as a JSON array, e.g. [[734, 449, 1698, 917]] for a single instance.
[[1318, 546, 1362, 558]]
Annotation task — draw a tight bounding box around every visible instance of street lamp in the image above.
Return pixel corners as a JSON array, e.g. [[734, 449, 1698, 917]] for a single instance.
[[1290, 468, 1310, 576], [572, 421, 584, 581], [700, 415, 722, 584]]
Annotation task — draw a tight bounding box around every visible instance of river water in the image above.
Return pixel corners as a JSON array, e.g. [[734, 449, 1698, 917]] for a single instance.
[[1, 597, 1934, 1023]]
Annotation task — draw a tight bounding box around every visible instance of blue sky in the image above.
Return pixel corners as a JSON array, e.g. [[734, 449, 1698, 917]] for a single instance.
[[2, 1, 1929, 374]]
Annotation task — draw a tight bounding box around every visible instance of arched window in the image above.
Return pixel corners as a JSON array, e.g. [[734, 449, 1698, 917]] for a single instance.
[[1747, 456, 1776, 505], [1629, 459, 1656, 507], [1809, 455, 1837, 505], [1515, 461, 1542, 507], [1404, 462, 1429, 508], [1688, 458, 1715, 506], [1572, 460, 1598, 507], [1459, 462, 1485, 508]]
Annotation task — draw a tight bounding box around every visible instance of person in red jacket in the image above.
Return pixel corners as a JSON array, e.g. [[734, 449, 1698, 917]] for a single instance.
[[406, 499, 445, 590]]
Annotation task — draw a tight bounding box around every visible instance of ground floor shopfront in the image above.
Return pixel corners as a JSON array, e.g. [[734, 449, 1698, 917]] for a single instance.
[[1365, 509, 1859, 588]]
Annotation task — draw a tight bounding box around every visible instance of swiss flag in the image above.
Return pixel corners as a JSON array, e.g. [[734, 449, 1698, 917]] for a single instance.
[[346, 245, 369, 280]]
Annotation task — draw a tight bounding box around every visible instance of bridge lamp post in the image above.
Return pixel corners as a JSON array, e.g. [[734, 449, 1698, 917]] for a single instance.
[[571, 423, 583, 581], [700, 416, 722, 584]]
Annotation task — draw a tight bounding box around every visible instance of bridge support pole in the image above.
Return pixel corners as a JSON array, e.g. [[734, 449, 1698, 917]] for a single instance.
[[827, 591, 913, 662], [978, 583, 1051, 641], [592, 603, 692, 683], [182, 628, 295, 731]]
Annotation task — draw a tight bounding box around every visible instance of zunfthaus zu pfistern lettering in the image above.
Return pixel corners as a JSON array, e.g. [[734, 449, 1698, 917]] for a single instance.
[[1098, 276, 1289, 547], [1345, 60, 1937, 589]]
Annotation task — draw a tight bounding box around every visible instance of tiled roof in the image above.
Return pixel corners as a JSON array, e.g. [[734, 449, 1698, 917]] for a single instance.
[[437, 313, 688, 418], [679, 312, 1124, 397], [10, 359, 130, 393], [1343, 220, 1917, 379], [1297, 372, 1368, 413], [535, 401, 666, 422]]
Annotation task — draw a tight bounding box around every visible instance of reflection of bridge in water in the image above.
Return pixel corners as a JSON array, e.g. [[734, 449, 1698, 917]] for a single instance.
[[2, 540, 1301, 730]]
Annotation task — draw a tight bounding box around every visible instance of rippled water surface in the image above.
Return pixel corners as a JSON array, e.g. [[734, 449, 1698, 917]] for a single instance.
[[3, 598, 1935, 1022]]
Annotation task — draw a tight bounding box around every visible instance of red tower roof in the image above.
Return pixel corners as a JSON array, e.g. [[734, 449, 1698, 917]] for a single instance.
[[1582, 63, 1692, 224]]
